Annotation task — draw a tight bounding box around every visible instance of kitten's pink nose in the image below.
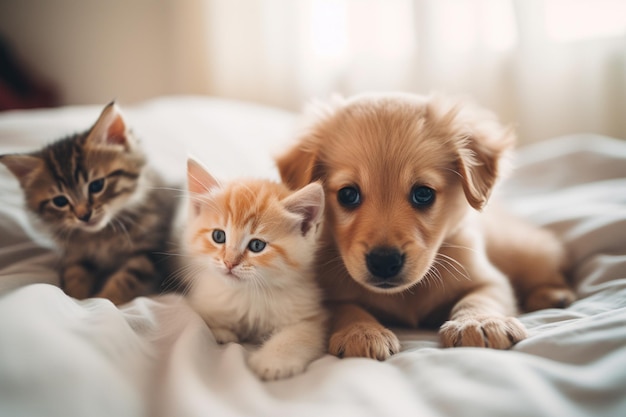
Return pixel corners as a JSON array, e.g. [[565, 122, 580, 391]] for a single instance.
[[224, 259, 240, 271]]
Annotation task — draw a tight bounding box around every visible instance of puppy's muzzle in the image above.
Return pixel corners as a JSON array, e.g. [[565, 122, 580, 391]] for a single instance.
[[366, 246, 405, 287]]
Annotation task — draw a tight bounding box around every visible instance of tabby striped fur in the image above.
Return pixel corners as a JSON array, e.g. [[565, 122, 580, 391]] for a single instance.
[[0, 102, 178, 305]]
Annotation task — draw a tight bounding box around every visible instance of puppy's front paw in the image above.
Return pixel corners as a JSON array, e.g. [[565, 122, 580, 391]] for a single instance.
[[524, 285, 576, 312], [329, 323, 400, 360], [439, 316, 528, 349], [248, 349, 308, 381]]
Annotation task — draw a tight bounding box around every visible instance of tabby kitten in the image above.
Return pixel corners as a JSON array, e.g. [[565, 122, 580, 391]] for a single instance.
[[183, 158, 328, 380], [0, 102, 177, 305]]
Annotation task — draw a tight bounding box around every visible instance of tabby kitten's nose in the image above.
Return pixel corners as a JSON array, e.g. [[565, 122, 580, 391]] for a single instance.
[[77, 210, 92, 222]]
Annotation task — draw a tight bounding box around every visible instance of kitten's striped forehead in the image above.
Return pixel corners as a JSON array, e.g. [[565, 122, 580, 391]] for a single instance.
[[191, 180, 310, 271], [43, 133, 88, 189], [224, 181, 285, 232], [208, 180, 292, 236]]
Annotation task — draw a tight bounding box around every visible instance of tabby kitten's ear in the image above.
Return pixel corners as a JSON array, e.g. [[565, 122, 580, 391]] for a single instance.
[[281, 182, 325, 236], [84, 101, 132, 149], [0, 154, 44, 187], [187, 158, 220, 214]]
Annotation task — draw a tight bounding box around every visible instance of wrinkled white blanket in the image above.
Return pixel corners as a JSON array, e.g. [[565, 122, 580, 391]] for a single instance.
[[0, 97, 624, 417]]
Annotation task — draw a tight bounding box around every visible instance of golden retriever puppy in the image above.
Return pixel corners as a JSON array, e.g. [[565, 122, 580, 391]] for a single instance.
[[276, 93, 575, 360]]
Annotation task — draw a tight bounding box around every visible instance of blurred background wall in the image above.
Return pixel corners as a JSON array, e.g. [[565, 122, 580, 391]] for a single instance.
[[0, 0, 625, 144]]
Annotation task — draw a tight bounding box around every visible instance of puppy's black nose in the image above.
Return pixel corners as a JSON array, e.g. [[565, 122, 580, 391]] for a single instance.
[[366, 247, 405, 279]]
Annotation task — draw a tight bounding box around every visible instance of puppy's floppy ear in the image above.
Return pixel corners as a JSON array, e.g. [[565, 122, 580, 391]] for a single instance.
[[276, 143, 319, 190], [452, 104, 515, 210], [277, 97, 341, 189]]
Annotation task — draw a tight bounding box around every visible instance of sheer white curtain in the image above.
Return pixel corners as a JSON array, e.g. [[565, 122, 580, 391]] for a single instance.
[[189, 0, 626, 144], [2, 0, 622, 143]]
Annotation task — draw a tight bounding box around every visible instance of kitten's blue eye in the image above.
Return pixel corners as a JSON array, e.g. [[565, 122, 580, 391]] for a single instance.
[[338, 186, 361, 208], [89, 178, 105, 194], [52, 196, 69, 208], [212, 229, 226, 244], [411, 186, 435, 208], [248, 239, 266, 253]]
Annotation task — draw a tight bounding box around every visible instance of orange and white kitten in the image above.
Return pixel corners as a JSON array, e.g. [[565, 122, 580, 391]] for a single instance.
[[182, 159, 328, 380]]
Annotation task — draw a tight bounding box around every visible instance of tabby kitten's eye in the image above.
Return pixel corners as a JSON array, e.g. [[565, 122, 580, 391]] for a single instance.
[[52, 196, 69, 208], [88, 178, 105, 194], [212, 229, 226, 244], [248, 239, 266, 253]]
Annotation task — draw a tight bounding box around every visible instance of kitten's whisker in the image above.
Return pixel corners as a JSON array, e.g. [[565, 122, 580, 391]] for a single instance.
[[149, 186, 186, 194], [163, 260, 203, 295], [154, 251, 187, 258]]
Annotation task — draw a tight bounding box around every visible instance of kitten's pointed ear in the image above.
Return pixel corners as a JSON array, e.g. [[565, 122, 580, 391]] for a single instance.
[[0, 154, 44, 186], [282, 182, 325, 236], [187, 158, 219, 216], [85, 101, 131, 149], [187, 158, 220, 195]]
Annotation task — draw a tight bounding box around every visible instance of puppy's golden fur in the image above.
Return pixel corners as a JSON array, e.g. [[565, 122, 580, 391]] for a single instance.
[[277, 93, 575, 360]]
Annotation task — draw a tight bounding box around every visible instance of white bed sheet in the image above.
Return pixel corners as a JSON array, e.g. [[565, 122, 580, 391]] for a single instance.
[[0, 97, 624, 417]]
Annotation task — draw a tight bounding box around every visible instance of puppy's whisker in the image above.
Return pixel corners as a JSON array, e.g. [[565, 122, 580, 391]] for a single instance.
[[435, 253, 470, 281], [422, 264, 444, 290], [440, 243, 480, 255]]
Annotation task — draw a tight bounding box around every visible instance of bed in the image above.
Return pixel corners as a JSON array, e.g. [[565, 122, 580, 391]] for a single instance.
[[0, 96, 624, 417]]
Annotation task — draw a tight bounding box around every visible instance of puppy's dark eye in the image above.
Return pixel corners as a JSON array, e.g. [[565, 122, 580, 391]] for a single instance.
[[338, 186, 361, 208], [88, 178, 105, 194], [52, 196, 69, 208], [248, 239, 266, 253], [212, 229, 226, 244], [411, 186, 435, 208]]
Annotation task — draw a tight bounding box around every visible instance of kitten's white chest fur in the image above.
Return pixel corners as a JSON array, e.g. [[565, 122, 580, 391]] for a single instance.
[[187, 260, 323, 343], [185, 257, 328, 381]]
